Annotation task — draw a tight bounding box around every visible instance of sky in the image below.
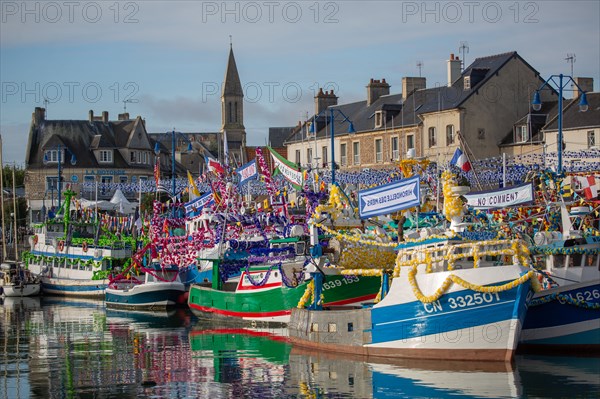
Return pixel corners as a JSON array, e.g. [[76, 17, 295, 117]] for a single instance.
[[1, 0, 599, 166]]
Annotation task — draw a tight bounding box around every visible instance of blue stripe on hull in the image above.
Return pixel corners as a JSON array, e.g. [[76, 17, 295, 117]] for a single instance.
[[521, 283, 599, 346], [524, 283, 600, 329], [371, 284, 528, 344], [106, 289, 183, 307], [42, 282, 107, 296]]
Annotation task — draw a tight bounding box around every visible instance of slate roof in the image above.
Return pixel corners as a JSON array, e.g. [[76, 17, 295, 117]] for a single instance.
[[223, 46, 243, 96], [544, 92, 600, 131], [269, 127, 296, 147], [26, 119, 132, 169], [285, 52, 536, 144], [499, 101, 559, 145]]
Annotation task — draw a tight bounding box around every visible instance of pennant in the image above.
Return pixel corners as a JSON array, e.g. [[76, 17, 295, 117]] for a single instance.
[[236, 160, 258, 186], [450, 148, 472, 172], [267, 146, 303, 190]]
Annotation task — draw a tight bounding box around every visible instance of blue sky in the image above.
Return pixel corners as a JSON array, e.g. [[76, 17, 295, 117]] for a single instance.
[[1, 0, 599, 165]]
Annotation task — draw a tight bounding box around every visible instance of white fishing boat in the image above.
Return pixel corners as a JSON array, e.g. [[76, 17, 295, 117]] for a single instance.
[[0, 261, 40, 297], [289, 236, 537, 362], [25, 189, 133, 297]]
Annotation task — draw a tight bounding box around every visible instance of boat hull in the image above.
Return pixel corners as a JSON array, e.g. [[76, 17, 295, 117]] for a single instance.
[[41, 277, 108, 297], [520, 279, 600, 351], [106, 282, 186, 310], [289, 265, 533, 362], [1, 282, 41, 297], [188, 274, 380, 326]]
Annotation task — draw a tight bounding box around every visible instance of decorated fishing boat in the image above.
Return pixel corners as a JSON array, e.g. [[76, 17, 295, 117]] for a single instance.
[[105, 261, 185, 310], [289, 172, 538, 362], [24, 189, 134, 297], [520, 205, 600, 352], [0, 261, 41, 297], [187, 232, 382, 326]]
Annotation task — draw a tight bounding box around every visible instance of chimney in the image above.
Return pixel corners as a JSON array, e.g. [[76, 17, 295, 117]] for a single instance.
[[118, 113, 130, 121], [366, 78, 391, 106], [447, 53, 461, 87], [314, 88, 338, 115], [88, 110, 94, 122], [102, 111, 109, 123], [573, 77, 594, 99], [32, 107, 45, 126], [402, 77, 427, 100]]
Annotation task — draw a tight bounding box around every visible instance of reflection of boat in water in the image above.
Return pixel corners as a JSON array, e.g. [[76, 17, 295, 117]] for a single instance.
[[289, 347, 520, 399], [1, 295, 41, 311], [189, 323, 290, 386], [516, 355, 600, 398], [105, 307, 192, 332]]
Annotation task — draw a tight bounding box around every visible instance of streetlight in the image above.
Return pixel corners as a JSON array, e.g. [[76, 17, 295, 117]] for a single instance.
[[153, 130, 193, 197], [309, 107, 356, 185], [43, 144, 77, 209], [531, 74, 589, 176]]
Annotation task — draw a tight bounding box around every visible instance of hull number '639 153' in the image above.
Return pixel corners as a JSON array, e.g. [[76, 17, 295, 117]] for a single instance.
[[322, 275, 359, 290]]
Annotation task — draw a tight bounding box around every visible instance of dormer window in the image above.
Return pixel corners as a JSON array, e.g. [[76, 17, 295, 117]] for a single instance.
[[464, 76, 471, 90], [514, 125, 529, 143], [99, 150, 113, 163], [375, 111, 385, 129], [44, 149, 61, 163]]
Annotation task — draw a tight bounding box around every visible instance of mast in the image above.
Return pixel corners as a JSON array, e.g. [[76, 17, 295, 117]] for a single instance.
[[12, 165, 18, 261], [0, 135, 6, 261]]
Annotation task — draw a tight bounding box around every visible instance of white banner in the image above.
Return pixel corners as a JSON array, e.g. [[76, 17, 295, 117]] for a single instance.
[[358, 175, 420, 218], [185, 192, 214, 217], [270, 151, 303, 189], [463, 183, 534, 209]]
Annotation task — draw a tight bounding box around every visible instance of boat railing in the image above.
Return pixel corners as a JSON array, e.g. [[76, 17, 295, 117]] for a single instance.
[[392, 239, 531, 277]]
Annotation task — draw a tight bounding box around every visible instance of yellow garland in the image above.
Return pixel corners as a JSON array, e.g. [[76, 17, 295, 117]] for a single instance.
[[314, 222, 398, 248], [441, 170, 464, 221], [297, 279, 315, 308], [408, 269, 537, 303]]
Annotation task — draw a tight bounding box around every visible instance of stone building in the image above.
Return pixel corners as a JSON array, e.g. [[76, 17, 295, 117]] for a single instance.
[[285, 51, 557, 172]]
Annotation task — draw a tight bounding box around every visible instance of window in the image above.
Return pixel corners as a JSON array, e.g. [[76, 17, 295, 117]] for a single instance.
[[307, 148, 313, 165], [515, 125, 528, 143], [446, 125, 455, 145], [353, 142, 360, 165], [428, 127, 437, 147], [478, 128, 486, 140], [375, 139, 382, 163], [322, 146, 328, 166], [99, 150, 113, 163], [406, 135, 414, 151], [228, 102, 233, 123], [391, 137, 399, 161], [130, 151, 136, 163], [375, 111, 385, 128], [340, 143, 347, 166], [139, 176, 148, 182], [83, 175, 95, 193], [120, 176, 128, 184], [44, 149, 61, 163], [295, 150, 301, 165], [100, 176, 112, 195], [588, 130, 596, 148], [143, 152, 149, 164], [46, 176, 59, 192]]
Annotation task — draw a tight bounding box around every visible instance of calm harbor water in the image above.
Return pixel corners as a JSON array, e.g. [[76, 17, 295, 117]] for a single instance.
[[1, 296, 599, 399]]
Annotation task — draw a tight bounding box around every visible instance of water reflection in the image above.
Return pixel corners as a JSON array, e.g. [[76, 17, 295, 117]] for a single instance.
[[1, 297, 599, 399]]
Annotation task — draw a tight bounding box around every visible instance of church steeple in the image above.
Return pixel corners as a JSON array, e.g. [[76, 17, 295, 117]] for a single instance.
[[221, 42, 246, 164]]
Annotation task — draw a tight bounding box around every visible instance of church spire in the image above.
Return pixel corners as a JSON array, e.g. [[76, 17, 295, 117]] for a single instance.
[[222, 43, 243, 97]]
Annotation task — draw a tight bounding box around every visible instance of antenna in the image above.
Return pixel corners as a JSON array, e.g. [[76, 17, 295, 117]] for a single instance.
[[459, 41, 469, 71], [416, 60, 423, 77], [43, 97, 49, 117], [565, 53, 576, 76], [123, 99, 134, 113]]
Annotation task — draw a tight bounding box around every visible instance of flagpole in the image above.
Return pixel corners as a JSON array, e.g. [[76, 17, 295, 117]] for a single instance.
[[456, 131, 483, 190]]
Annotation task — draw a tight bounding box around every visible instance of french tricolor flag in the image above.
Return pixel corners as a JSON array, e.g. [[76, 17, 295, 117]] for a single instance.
[[450, 148, 472, 172]]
